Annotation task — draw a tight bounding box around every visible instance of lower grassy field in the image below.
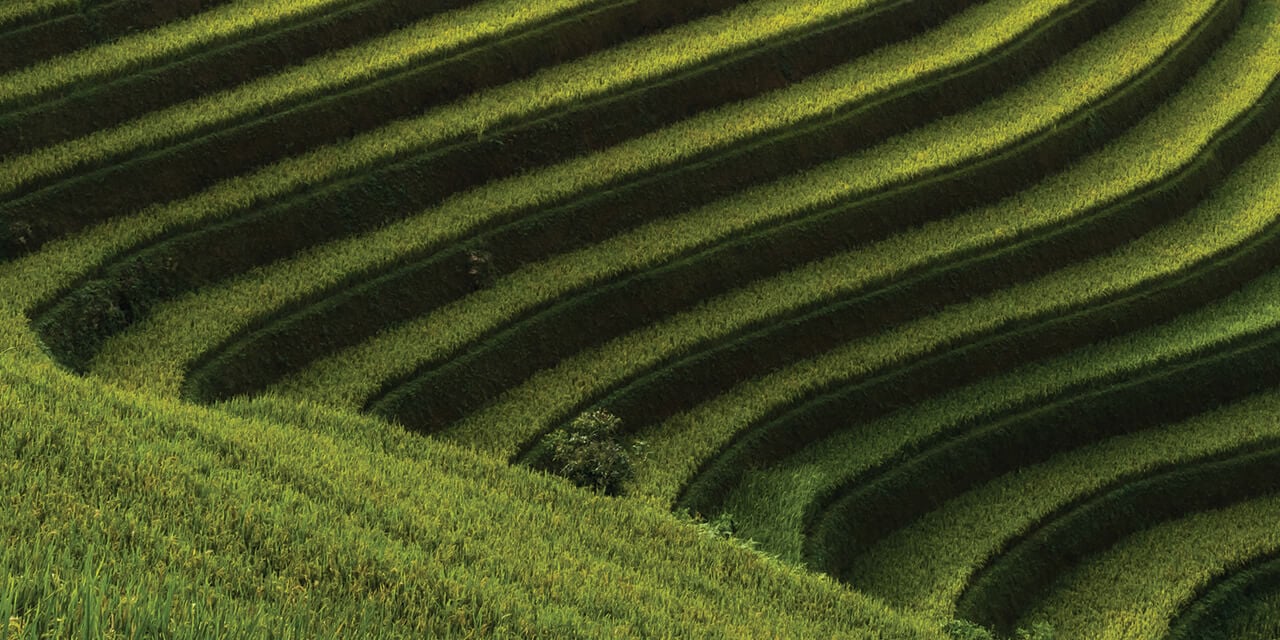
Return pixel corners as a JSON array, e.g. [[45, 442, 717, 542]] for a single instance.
[[0, 319, 941, 638]]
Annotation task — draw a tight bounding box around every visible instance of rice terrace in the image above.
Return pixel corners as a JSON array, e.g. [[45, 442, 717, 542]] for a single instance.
[[4, 0, 1280, 636]]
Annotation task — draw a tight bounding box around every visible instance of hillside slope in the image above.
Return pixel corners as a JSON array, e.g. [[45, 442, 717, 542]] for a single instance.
[[0, 308, 938, 638], [4, 0, 1280, 637]]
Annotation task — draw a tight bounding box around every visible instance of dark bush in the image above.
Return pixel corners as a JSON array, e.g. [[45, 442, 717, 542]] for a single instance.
[[545, 409, 646, 496], [944, 620, 1054, 640]]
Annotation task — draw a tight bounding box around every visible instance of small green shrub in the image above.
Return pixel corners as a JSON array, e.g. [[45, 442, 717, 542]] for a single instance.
[[2, 219, 36, 258], [944, 620, 995, 640], [545, 409, 646, 496], [703, 512, 738, 539], [676, 509, 739, 539], [1015, 622, 1055, 640], [943, 620, 1054, 640]]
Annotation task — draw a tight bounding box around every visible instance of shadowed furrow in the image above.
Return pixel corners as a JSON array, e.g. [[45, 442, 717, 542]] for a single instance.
[[0, 0, 76, 32], [0, 0, 481, 115], [672, 204, 1280, 522], [520, 44, 1279, 466], [0, 0, 375, 113], [807, 307, 1280, 588], [264, 0, 1270, 419], [402, 127, 1270, 493], [0, 3, 91, 73], [385, 0, 1276, 470], [18, 0, 1031, 370]]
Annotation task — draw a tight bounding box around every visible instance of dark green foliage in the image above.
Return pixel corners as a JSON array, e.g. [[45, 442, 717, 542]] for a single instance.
[[35, 255, 178, 373], [2, 219, 37, 259], [1014, 622, 1056, 640], [545, 409, 646, 496], [703, 512, 738, 539], [36, 280, 128, 372], [943, 620, 995, 640], [943, 620, 1054, 640], [677, 509, 740, 540]]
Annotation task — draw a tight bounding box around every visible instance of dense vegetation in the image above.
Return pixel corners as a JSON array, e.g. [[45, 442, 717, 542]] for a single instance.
[[3, 0, 1279, 636]]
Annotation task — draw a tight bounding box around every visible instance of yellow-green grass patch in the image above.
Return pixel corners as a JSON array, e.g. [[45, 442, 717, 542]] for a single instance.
[[0, 324, 942, 639], [0, 0, 73, 31]]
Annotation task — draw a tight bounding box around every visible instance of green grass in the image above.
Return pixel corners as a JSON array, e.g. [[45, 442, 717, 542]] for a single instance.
[[0, 0, 918, 200], [952, 443, 1280, 635], [0, 320, 942, 639], [6, 0, 1280, 635], [1020, 493, 1280, 639], [369, 0, 1278, 479], [87, 0, 1180, 403], [66, 0, 1222, 397], [274, 0, 1269, 415], [843, 389, 1280, 619], [1178, 572, 1280, 640], [1215, 590, 1280, 640], [353, 0, 1267, 430]]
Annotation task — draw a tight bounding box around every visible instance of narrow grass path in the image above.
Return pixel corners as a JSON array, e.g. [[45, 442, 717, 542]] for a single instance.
[[0, 0, 74, 32]]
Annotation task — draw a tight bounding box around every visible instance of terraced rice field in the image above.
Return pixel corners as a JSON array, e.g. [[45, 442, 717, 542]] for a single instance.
[[4, 0, 1280, 636]]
